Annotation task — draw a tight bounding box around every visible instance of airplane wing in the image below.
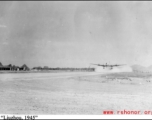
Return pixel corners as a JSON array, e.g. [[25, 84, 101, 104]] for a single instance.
[[90, 63, 105, 66], [90, 63, 126, 67], [112, 64, 126, 67]]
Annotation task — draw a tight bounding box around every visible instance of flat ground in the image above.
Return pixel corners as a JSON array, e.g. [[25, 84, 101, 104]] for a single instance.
[[0, 71, 152, 115]]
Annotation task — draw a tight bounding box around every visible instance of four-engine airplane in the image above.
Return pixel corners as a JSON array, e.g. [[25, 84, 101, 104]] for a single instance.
[[90, 63, 126, 69]]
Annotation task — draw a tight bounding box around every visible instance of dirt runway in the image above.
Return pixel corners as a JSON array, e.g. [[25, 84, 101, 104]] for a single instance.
[[0, 72, 152, 114]]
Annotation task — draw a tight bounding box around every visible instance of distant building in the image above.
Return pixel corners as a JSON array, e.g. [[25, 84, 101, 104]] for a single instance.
[[0, 65, 12, 70], [0, 62, 30, 71], [19, 64, 30, 71]]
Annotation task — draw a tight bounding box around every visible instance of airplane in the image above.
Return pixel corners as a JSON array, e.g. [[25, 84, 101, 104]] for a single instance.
[[90, 63, 126, 69]]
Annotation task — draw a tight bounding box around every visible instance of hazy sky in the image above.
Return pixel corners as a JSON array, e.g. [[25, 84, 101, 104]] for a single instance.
[[0, 1, 152, 68]]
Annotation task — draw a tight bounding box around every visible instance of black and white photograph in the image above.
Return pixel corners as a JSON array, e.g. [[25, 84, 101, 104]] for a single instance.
[[0, 1, 152, 118]]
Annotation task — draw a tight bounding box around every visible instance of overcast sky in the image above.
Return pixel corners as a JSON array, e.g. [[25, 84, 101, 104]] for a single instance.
[[0, 1, 152, 68]]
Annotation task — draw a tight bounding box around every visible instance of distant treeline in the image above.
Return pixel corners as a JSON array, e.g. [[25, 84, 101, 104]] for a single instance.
[[32, 67, 95, 71]]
